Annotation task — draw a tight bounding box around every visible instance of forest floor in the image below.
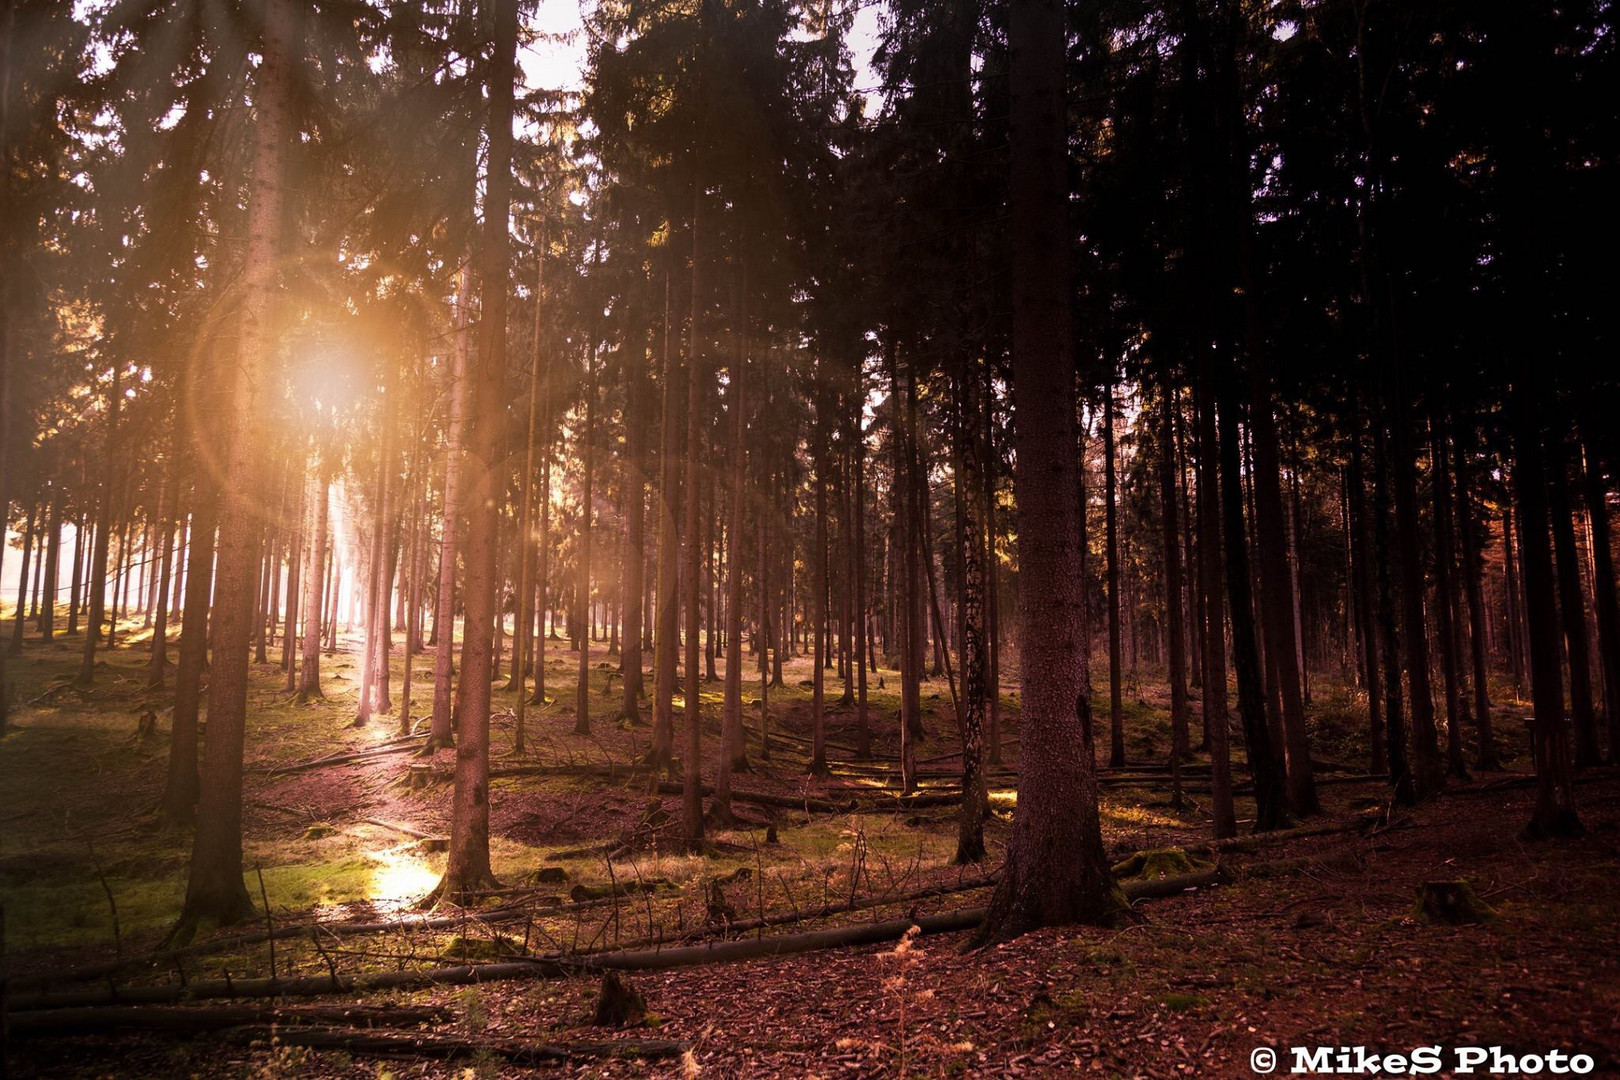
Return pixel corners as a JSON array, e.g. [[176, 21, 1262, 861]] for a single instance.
[[2, 615, 1618, 1077]]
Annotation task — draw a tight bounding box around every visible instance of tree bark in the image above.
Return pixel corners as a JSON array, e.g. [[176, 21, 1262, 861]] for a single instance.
[[38, 496, 59, 639], [1509, 393, 1583, 839], [973, 0, 1125, 946], [1547, 434, 1601, 768], [1103, 379, 1124, 768], [1249, 368, 1318, 813], [620, 287, 648, 724], [429, 0, 517, 903], [1347, 426, 1386, 774], [650, 267, 680, 775], [1157, 372, 1190, 765], [1580, 429, 1620, 765], [297, 466, 329, 702], [170, 0, 298, 940], [1429, 417, 1470, 779], [1452, 423, 1499, 769], [681, 186, 707, 850], [1216, 381, 1290, 832], [147, 466, 180, 687], [429, 263, 471, 750], [952, 354, 989, 864], [575, 290, 598, 738], [1388, 391, 1445, 797]]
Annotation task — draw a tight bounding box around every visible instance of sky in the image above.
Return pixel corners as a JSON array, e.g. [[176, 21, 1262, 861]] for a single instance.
[[517, 0, 885, 96]]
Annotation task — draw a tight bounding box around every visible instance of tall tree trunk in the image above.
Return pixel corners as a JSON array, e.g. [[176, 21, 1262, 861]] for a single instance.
[[1429, 418, 1470, 779], [1581, 430, 1620, 764], [356, 405, 396, 726], [400, 463, 424, 736], [1547, 435, 1601, 768], [1217, 381, 1290, 832], [1510, 395, 1583, 839], [1103, 380, 1124, 768], [38, 496, 60, 639], [1157, 371, 1190, 766], [162, 488, 215, 826], [280, 463, 306, 692], [170, 0, 297, 940], [620, 291, 648, 724], [681, 186, 707, 851], [0, 0, 13, 729], [952, 355, 988, 865], [77, 366, 118, 682], [810, 424, 830, 775], [1195, 384, 1236, 838], [720, 279, 749, 776], [894, 350, 921, 793], [297, 467, 329, 702], [715, 283, 748, 822], [984, 358, 1002, 766], [430, 0, 517, 903], [69, 510, 86, 635], [1347, 426, 1386, 774], [429, 264, 471, 750], [1372, 418, 1414, 805], [11, 501, 36, 655], [1502, 501, 1527, 695], [650, 267, 680, 775], [512, 245, 544, 752], [1453, 423, 1499, 769], [854, 409, 872, 761], [1389, 392, 1445, 797], [1249, 369, 1318, 813], [758, 496, 771, 759], [575, 304, 598, 738], [973, 0, 1125, 946], [147, 466, 180, 687]]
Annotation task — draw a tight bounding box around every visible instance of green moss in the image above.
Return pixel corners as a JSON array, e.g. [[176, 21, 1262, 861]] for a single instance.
[[440, 934, 521, 962], [1158, 992, 1209, 1012], [1111, 847, 1212, 881]]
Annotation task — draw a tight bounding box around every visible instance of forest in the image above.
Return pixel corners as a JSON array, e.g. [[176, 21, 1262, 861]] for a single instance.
[[0, 0, 1616, 1075]]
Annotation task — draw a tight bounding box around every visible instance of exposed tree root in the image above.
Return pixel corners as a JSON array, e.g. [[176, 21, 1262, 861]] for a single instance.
[[217, 1025, 688, 1065], [10, 1003, 448, 1039]]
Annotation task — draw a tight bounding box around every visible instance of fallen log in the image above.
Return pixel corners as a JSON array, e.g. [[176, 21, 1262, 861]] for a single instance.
[[1189, 817, 1371, 855], [259, 736, 429, 777], [490, 762, 653, 781], [577, 876, 1001, 956], [653, 781, 853, 814], [10, 1003, 448, 1039], [10, 896, 551, 992], [9, 872, 1221, 1012], [217, 1025, 688, 1065]]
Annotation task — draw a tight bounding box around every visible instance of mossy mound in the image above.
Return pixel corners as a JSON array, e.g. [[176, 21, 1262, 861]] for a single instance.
[[1411, 879, 1497, 925], [570, 877, 671, 902], [1111, 847, 1211, 881], [302, 823, 339, 841], [439, 934, 521, 962]]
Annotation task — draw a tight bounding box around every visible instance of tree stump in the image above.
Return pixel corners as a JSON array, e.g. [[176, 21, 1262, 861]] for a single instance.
[[591, 971, 646, 1028], [407, 763, 433, 790], [1411, 880, 1496, 925]]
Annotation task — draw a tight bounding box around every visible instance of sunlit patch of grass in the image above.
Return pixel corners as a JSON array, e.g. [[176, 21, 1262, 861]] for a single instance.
[[1101, 802, 1187, 829], [364, 843, 443, 909]]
